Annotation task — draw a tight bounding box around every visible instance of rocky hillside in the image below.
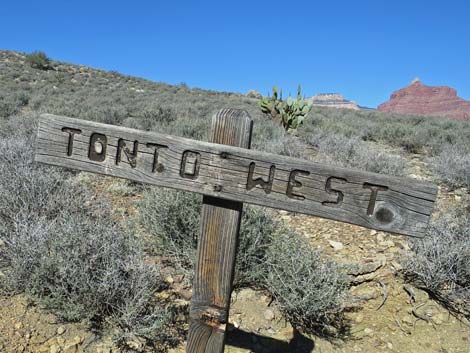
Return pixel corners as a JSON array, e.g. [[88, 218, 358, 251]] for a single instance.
[[378, 78, 470, 119], [308, 93, 359, 110], [1, 50, 469, 353]]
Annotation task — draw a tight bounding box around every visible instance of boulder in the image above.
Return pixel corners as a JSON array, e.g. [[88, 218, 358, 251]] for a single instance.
[[246, 90, 262, 99]]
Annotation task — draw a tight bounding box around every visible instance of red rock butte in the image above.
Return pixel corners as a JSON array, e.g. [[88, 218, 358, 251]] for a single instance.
[[378, 79, 470, 119]]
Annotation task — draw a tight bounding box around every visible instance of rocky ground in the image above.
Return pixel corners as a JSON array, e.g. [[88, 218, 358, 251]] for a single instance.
[[1, 155, 469, 353], [2, 212, 469, 353]]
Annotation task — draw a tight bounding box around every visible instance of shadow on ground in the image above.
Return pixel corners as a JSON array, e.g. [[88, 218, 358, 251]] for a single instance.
[[226, 328, 314, 353]]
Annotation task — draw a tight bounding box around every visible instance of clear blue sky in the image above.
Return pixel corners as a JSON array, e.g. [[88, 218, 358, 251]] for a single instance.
[[2, 0, 469, 107]]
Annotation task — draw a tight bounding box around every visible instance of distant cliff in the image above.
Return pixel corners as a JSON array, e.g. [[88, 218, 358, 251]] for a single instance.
[[308, 93, 359, 110], [378, 79, 470, 119]]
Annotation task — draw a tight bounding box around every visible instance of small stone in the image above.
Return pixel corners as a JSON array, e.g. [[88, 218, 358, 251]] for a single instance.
[[164, 275, 174, 284], [14, 322, 23, 330], [246, 90, 262, 99], [364, 327, 373, 335], [64, 336, 83, 352], [69, 336, 83, 345], [370, 230, 377, 236], [379, 240, 395, 248], [173, 274, 184, 283], [178, 289, 192, 300], [328, 240, 344, 250], [50, 344, 61, 353], [96, 349, 111, 353], [376, 233, 385, 242], [64, 345, 78, 353], [264, 309, 275, 321], [126, 337, 145, 351], [387, 342, 393, 349], [57, 326, 66, 335], [156, 291, 171, 300], [402, 315, 414, 326], [432, 312, 447, 325], [355, 313, 364, 323], [17, 346, 25, 353], [391, 261, 403, 271]]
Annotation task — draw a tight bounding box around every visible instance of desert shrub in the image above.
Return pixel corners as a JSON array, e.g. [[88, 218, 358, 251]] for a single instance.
[[0, 134, 77, 232], [25, 50, 51, 70], [263, 230, 349, 336], [0, 131, 175, 347], [0, 93, 29, 117], [304, 130, 406, 176], [302, 107, 470, 154], [404, 207, 470, 316], [161, 114, 210, 140], [0, 112, 40, 139], [138, 189, 277, 286], [429, 144, 470, 190], [138, 188, 349, 334], [0, 212, 175, 346], [252, 119, 310, 159], [139, 189, 199, 272], [140, 104, 176, 129], [0, 97, 20, 117]]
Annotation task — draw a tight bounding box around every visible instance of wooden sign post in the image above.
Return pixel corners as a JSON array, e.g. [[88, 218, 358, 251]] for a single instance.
[[35, 109, 438, 353]]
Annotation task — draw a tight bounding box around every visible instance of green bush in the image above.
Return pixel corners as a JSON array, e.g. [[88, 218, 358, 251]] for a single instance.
[[25, 50, 51, 70], [404, 207, 470, 316]]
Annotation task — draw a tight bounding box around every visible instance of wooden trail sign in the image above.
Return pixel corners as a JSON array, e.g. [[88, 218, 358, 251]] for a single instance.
[[35, 109, 437, 352], [36, 113, 437, 237]]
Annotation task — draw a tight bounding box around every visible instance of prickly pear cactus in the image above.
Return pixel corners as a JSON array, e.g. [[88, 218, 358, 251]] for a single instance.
[[259, 85, 312, 132]]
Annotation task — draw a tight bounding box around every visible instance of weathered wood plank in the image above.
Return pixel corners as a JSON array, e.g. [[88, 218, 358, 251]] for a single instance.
[[35, 113, 438, 237], [187, 109, 251, 353]]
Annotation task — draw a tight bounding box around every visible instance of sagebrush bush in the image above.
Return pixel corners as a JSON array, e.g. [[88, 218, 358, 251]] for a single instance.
[[302, 106, 470, 153], [264, 230, 349, 336], [138, 188, 277, 286], [139, 189, 200, 272], [429, 144, 470, 190], [0, 133, 77, 232], [252, 119, 310, 159], [404, 207, 470, 316], [0, 132, 175, 347], [0, 93, 29, 117], [304, 130, 406, 176], [138, 188, 349, 334]]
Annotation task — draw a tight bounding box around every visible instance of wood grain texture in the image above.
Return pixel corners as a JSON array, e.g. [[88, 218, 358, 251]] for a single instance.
[[187, 109, 252, 353], [35, 113, 437, 237]]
